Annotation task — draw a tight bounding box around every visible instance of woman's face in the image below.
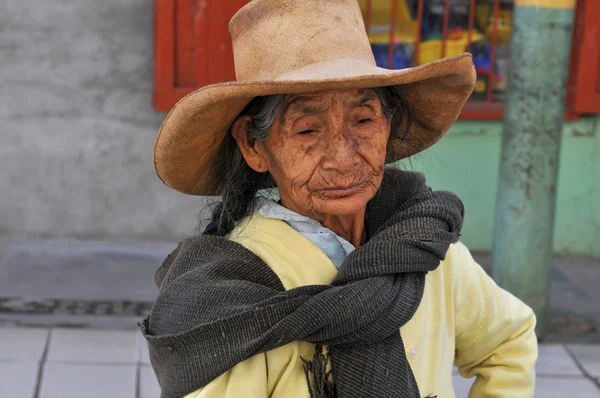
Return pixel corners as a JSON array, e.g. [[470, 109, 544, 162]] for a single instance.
[[235, 88, 391, 217]]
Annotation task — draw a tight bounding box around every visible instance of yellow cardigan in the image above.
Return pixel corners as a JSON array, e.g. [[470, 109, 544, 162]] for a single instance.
[[185, 214, 537, 398]]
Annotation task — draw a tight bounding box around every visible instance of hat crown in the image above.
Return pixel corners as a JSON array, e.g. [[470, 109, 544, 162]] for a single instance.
[[230, 0, 376, 82]]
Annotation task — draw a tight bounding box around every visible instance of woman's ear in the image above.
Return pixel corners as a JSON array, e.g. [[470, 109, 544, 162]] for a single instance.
[[231, 116, 268, 173]]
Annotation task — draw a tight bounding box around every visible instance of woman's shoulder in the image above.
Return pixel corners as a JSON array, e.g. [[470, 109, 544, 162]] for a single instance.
[[154, 234, 269, 290], [147, 233, 286, 337], [154, 212, 300, 291], [444, 241, 475, 268], [426, 241, 482, 291]]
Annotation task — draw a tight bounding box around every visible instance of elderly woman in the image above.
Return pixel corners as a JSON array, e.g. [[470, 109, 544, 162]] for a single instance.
[[141, 0, 537, 397]]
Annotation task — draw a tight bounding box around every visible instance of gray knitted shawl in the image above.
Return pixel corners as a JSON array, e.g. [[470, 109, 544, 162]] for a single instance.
[[140, 169, 464, 398]]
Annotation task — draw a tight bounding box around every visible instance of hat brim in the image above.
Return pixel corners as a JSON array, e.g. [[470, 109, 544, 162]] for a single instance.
[[154, 53, 476, 196]]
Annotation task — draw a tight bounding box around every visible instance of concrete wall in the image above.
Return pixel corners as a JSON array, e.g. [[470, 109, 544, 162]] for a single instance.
[[1, 0, 599, 255], [397, 117, 600, 257], [0, 0, 203, 241]]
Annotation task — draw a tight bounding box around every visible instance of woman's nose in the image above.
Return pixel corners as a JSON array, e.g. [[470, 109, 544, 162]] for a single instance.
[[321, 128, 361, 173]]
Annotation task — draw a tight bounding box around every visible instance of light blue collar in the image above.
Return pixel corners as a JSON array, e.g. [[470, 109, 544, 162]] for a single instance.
[[254, 197, 355, 268]]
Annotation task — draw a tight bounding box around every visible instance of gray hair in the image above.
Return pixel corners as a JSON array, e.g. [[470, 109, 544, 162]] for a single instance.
[[204, 86, 414, 236], [244, 94, 286, 142]]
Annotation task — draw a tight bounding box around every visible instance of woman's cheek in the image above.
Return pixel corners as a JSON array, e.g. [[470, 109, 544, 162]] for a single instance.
[[360, 135, 388, 166]]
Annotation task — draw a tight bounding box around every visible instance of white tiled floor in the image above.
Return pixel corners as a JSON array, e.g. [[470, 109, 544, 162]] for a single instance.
[[47, 329, 138, 364], [138, 332, 151, 365], [0, 362, 39, 398], [0, 327, 48, 361], [140, 365, 161, 398], [537, 344, 583, 377], [40, 363, 137, 398], [0, 328, 48, 398], [452, 376, 600, 398], [568, 345, 600, 378], [534, 378, 600, 398], [452, 374, 475, 397], [3, 327, 600, 398]]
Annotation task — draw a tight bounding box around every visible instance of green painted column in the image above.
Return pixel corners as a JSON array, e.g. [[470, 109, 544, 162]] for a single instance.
[[492, 0, 575, 339]]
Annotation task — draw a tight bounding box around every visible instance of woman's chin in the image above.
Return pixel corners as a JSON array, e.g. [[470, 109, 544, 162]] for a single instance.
[[312, 190, 375, 216], [308, 180, 380, 215]]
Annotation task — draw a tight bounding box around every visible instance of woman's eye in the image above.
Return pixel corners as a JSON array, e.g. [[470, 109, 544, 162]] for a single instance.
[[297, 130, 315, 135], [357, 118, 372, 125]]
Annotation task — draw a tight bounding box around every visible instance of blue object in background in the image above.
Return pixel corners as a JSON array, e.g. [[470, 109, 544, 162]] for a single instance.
[[471, 41, 497, 73], [371, 43, 413, 69]]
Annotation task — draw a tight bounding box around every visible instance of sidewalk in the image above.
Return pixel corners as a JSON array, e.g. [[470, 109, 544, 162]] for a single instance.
[[1, 327, 599, 397], [0, 237, 173, 330]]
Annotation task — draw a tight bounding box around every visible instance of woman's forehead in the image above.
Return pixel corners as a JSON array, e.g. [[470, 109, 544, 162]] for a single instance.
[[283, 88, 379, 115]]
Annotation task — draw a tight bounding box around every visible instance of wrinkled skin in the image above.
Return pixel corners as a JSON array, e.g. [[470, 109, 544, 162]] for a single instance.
[[231, 89, 391, 247]]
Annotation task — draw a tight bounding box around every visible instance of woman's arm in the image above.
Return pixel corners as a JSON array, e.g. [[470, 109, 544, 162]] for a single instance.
[[451, 242, 538, 397]]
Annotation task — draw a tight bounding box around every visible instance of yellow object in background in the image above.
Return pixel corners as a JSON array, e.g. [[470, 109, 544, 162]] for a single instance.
[[475, 79, 487, 93], [357, 0, 417, 40], [418, 30, 484, 65], [369, 31, 415, 44], [476, 3, 513, 44]]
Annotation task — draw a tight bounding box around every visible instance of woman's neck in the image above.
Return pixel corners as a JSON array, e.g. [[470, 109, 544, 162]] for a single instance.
[[316, 211, 366, 247], [279, 198, 366, 247]]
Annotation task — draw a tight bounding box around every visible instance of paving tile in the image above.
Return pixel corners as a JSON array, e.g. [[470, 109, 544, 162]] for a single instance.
[[568, 344, 600, 377], [47, 328, 137, 364], [454, 374, 600, 397], [452, 375, 475, 398], [535, 377, 600, 398], [138, 333, 151, 365], [0, 244, 163, 301], [0, 327, 48, 361], [140, 365, 161, 398], [554, 256, 600, 302], [549, 267, 600, 316], [537, 344, 582, 377], [40, 363, 136, 398], [0, 362, 39, 398]]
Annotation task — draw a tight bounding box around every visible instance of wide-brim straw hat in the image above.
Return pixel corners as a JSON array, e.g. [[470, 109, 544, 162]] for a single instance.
[[154, 0, 476, 196]]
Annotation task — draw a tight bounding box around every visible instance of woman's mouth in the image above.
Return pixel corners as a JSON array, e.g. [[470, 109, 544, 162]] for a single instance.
[[317, 182, 367, 198]]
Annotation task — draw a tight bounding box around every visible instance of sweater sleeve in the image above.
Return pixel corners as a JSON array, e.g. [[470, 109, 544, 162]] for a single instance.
[[451, 243, 538, 397]]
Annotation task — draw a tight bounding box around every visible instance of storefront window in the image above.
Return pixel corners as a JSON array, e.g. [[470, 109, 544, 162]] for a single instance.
[[360, 0, 514, 104]]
